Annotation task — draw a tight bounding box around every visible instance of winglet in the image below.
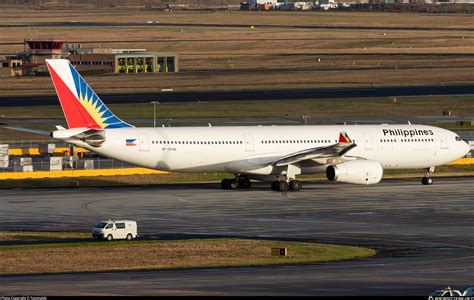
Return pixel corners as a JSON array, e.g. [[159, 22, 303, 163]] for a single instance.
[[339, 132, 352, 143]]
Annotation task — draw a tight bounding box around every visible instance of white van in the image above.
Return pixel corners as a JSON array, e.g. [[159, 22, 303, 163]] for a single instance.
[[92, 220, 138, 241]]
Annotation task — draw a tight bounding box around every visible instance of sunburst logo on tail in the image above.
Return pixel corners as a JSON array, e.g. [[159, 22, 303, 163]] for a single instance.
[[339, 132, 352, 143], [46, 59, 134, 129], [70, 64, 133, 129]]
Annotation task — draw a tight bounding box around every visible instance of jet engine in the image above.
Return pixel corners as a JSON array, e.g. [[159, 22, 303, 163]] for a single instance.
[[326, 160, 383, 185]]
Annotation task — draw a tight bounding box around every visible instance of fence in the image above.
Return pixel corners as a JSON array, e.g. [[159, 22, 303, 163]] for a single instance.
[[0, 139, 69, 149], [0, 158, 136, 173]]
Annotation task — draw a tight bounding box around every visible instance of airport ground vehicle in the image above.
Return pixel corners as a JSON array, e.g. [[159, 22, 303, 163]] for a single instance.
[[92, 220, 138, 241]]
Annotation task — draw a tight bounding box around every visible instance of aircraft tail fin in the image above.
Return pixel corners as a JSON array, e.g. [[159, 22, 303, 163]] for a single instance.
[[45, 59, 133, 129]]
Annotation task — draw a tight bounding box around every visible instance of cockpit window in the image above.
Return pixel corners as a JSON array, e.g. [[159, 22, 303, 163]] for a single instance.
[[455, 136, 462, 141]]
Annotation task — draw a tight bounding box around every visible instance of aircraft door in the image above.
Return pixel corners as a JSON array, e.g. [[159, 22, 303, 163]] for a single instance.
[[139, 133, 150, 151], [363, 132, 374, 150], [243, 133, 255, 152], [438, 132, 449, 149]]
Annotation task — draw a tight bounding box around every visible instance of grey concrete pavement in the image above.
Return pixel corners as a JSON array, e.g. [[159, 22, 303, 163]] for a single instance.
[[0, 178, 473, 296]]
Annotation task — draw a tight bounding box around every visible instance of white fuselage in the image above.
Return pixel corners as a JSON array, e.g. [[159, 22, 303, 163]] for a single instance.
[[64, 124, 469, 179]]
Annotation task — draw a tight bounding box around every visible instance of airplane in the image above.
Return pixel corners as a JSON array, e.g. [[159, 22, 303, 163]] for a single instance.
[[7, 59, 471, 191]]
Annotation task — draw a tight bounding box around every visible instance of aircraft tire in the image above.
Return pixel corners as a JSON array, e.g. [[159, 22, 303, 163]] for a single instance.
[[239, 178, 251, 189], [278, 181, 289, 192], [290, 180, 302, 191], [422, 177, 433, 185], [229, 179, 238, 190], [271, 181, 280, 191], [221, 179, 231, 189]]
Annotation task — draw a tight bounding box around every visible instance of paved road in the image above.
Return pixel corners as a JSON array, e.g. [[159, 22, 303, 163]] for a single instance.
[[0, 178, 473, 296], [1, 85, 474, 107]]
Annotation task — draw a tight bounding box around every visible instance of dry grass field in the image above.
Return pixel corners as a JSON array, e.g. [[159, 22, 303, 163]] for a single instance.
[[0, 9, 474, 96], [1, 96, 473, 119], [1, 8, 474, 28], [0, 231, 90, 241], [0, 236, 376, 275]]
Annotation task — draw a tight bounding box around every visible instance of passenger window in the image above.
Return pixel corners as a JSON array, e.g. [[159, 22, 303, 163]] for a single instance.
[[116, 223, 126, 229]]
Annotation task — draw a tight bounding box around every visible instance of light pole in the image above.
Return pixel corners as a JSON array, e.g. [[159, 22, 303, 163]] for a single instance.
[[302, 115, 310, 125], [150, 101, 159, 127]]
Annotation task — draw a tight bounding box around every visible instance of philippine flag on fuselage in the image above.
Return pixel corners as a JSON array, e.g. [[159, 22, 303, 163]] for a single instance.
[[126, 139, 137, 146]]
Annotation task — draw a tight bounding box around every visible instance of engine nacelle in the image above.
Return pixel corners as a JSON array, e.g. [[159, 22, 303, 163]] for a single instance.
[[326, 160, 383, 185]]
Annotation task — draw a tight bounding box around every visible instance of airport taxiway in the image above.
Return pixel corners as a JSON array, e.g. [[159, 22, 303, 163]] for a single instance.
[[2, 85, 474, 106], [0, 178, 473, 296]]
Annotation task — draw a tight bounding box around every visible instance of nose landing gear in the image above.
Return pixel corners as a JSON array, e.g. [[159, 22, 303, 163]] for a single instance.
[[422, 167, 434, 185], [221, 177, 252, 190]]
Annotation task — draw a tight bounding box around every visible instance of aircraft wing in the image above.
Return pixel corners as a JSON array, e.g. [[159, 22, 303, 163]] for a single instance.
[[226, 132, 358, 174], [271, 131, 357, 167], [272, 141, 357, 167]]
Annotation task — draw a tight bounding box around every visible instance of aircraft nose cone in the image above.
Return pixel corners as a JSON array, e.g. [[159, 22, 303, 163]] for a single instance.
[[462, 141, 471, 157]]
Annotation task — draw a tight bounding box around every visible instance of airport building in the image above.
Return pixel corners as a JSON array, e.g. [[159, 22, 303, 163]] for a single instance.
[[0, 39, 65, 77], [115, 52, 177, 74], [0, 39, 178, 77]]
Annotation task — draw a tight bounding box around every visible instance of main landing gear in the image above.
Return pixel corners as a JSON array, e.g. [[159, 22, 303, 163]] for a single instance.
[[221, 177, 251, 190], [220, 177, 303, 191], [421, 167, 434, 185], [271, 180, 302, 192]]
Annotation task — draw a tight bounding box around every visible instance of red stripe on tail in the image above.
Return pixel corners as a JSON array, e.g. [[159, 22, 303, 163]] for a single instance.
[[47, 64, 100, 129], [339, 132, 351, 143]]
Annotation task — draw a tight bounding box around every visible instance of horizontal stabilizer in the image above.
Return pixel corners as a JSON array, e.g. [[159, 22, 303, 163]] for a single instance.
[[52, 127, 105, 147]]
